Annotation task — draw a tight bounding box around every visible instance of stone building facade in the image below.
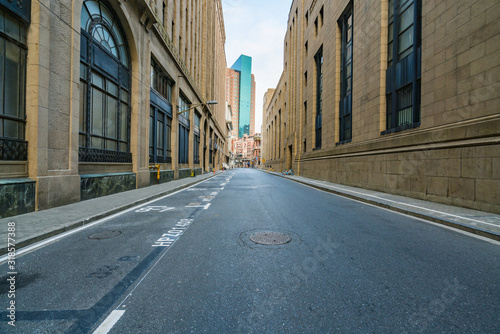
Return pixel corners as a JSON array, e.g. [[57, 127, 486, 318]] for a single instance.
[[262, 0, 500, 213], [0, 0, 228, 218], [226, 67, 241, 138]]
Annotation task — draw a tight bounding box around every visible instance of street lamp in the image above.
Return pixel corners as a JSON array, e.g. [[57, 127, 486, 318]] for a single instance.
[[177, 100, 217, 115]]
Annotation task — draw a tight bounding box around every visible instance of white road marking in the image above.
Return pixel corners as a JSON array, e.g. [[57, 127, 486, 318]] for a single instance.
[[204, 203, 211, 210], [93, 310, 125, 334], [302, 183, 500, 245], [115, 205, 208, 310], [135, 206, 174, 213], [152, 219, 193, 247], [0, 177, 216, 264], [308, 180, 499, 227]]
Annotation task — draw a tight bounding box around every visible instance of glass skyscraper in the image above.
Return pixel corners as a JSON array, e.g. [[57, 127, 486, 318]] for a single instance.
[[227, 55, 255, 138]]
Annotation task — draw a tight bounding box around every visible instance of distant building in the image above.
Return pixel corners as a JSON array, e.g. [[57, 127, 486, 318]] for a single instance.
[[226, 55, 256, 138], [226, 103, 235, 166], [263, 0, 500, 213], [234, 134, 260, 167], [253, 133, 262, 167]]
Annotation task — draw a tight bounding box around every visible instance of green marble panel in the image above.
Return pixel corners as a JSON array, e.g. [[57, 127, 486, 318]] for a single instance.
[[0, 178, 35, 218], [80, 173, 136, 201], [150, 170, 175, 185], [178, 169, 192, 179]]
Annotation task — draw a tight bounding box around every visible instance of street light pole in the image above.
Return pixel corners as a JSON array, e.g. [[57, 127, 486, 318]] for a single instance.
[[177, 100, 217, 115]]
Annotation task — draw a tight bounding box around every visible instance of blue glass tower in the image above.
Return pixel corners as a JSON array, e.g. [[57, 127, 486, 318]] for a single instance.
[[231, 55, 253, 138]]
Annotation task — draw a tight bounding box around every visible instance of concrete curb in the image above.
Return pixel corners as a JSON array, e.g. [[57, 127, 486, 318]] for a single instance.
[[0, 174, 218, 256], [261, 169, 500, 242]]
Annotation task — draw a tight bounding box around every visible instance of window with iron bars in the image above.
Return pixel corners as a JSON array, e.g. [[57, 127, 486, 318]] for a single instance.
[[0, 8, 28, 161], [314, 46, 323, 149], [384, 0, 421, 134]]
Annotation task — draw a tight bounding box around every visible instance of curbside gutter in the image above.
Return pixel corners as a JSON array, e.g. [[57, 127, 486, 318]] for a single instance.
[[0, 173, 219, 256], [261, 169, 500, 242]]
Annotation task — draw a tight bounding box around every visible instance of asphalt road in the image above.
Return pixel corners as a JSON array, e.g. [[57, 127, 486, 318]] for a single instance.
[[0, 169, 499, 333]]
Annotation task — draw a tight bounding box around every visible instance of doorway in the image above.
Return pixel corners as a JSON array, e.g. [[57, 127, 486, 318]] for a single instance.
[[287, 145, 293, 170]]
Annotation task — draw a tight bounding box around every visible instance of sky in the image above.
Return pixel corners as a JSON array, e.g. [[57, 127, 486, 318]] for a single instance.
[[221, 0, 292, 134]]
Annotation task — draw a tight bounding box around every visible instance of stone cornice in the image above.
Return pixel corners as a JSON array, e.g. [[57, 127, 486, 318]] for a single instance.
[[299, 115, 500, 162]]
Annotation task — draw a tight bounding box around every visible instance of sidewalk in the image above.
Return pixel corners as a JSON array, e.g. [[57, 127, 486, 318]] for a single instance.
[[0, 172, 222, 255], [263, 170, 500, 242], [2, 169, 498, 256]]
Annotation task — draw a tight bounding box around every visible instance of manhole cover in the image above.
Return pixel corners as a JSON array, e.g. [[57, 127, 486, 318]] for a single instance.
[[88, 230, 122, 240], [249, 231, 292, 245]]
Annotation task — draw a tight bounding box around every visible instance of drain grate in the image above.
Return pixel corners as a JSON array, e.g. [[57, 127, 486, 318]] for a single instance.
[[88, 230, 122, 240], [249, 231, 292, 245]]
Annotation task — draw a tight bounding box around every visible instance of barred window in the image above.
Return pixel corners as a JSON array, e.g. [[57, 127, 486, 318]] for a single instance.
[[149, 105, 172, 164], [194, 133, 200, 164], [0, 8, 28, 160], [79, 0, 131, 163], [315, 47, 323, 149], [385, 0, 421, 134], [178, 94, 190, 120], [178, 94, 190, 164], [193, 112, 200, 164], [149, 58, 173, 164], [151, 59, 173, 103], [178, 124, 189, 164], [338, 4, 353, 144]]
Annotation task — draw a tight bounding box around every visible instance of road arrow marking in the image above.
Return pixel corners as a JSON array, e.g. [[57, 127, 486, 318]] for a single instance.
[[135, 206, 175, 213]]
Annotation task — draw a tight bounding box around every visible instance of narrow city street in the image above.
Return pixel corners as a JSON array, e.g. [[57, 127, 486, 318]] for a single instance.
[[1, 169, 499, 333]]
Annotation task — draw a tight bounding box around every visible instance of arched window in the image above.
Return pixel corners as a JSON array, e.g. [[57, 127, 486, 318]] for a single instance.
[[79, 0, 131, 162]]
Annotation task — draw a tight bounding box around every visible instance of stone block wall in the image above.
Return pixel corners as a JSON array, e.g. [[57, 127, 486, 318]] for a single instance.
[[263, 0, 500, 213]]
